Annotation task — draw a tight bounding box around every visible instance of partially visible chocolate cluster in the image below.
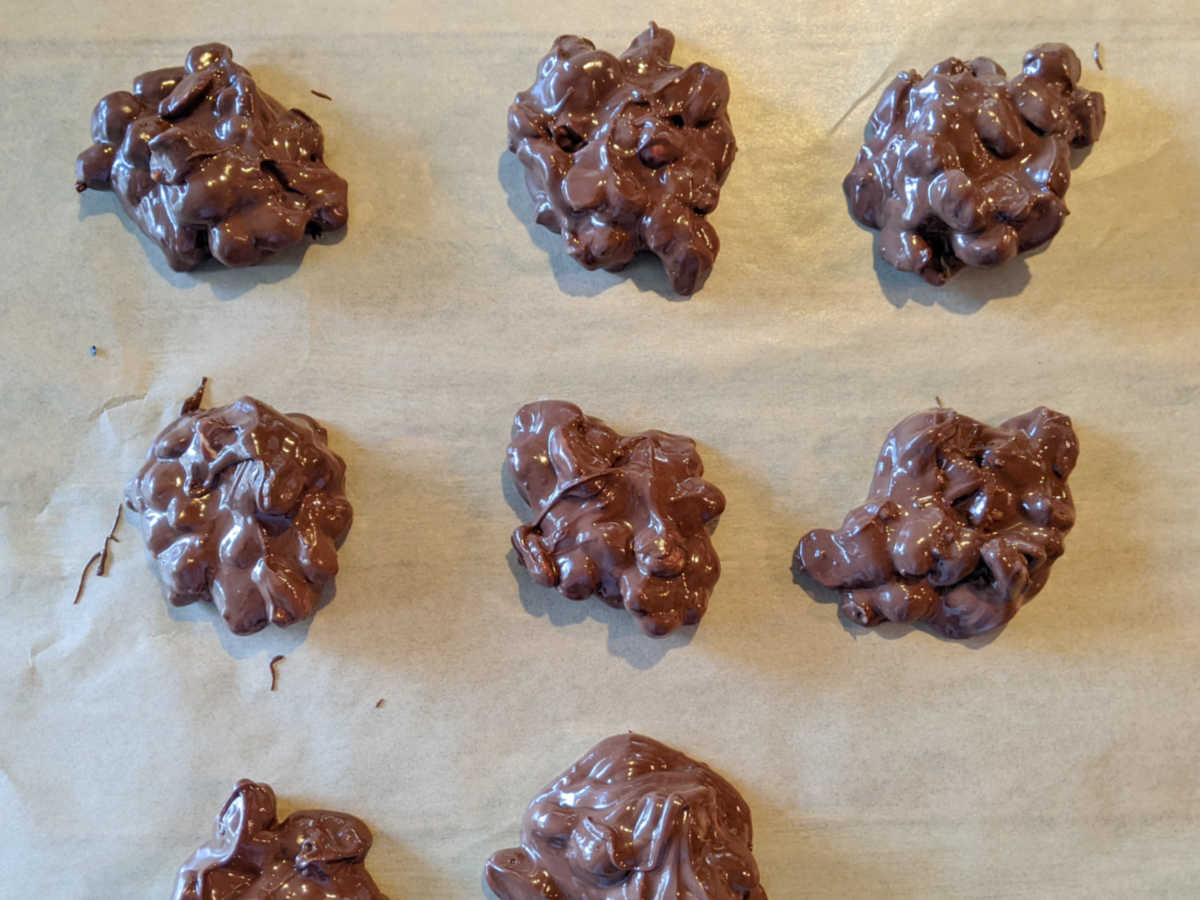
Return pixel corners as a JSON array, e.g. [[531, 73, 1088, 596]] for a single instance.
[[508, 24, 737, 295], [173, 780, 388, 900], [485, 733, 767, 900], [125, 394, 352, 635], [844, 44, 1104, 284], [795, 407, 1077, 638], [507, 401, 725, 637], [76, 42, 348, 270]]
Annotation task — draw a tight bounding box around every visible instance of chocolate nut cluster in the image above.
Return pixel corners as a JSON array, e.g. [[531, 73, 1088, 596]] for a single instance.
[[76, 42, 348, 270], [125, 395, 352, 635], [795, 407, 1077, 638], [486, 733, 767, 900], [844, 43, 1105, 284], [507, 401, 725, 637], [173, 780, 388, 900], [508, 24, 737, 295]]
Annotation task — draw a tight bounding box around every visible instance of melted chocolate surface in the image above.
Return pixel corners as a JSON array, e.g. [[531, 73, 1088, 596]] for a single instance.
[[173, 780, 387, 899], [507, 401, 725, 637], [795, 407, 1078, 637], [486, 733, 766, 900], [77, 43, 348, 270], [508, 24, 736, 295], [125, 395, 352, 635], [844, 44, 1104, 284]]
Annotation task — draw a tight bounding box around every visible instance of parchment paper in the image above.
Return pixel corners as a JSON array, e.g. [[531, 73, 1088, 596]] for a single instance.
[[2, 0, 1199, 895]]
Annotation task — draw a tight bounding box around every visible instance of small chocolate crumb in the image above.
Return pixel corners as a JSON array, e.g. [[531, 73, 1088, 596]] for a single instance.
[[89, 345, 97, 356], [269, 654, 285, 691], [375, 698, 384, 709], [74, 552, 102, 605], [310, 89, 332, 101], [1093, 42, 1104, 70], [75, 181, 87, 193], [98, 505, 122, 576], [180, 376, 209, 416]]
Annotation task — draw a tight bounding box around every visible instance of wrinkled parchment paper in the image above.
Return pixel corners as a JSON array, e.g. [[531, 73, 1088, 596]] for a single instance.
[[2, 0, 1199, 895]]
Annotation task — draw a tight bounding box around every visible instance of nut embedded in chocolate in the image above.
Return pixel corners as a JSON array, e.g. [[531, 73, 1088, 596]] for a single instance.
[[794, 406, 1078, 638], [76, 42, 348, 270], [173, 780, 388, 900], [844, 44, 1104, 284], [125, 395, 352, 635], [485, 733, 767, 900], [507, 400, 725, 637], [507, 23, 737, 295]]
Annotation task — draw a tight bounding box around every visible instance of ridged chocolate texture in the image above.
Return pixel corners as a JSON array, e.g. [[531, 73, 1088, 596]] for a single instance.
[[485, 733, 767, 900], [173, 780, 388, 900], [795, 407, 1078, 638], [125, 396, 352, 635], [507, 401, 725, 637], [507, 24, 736, 295], [76, 42, 348, 270], [844, 44, 1104, 284]]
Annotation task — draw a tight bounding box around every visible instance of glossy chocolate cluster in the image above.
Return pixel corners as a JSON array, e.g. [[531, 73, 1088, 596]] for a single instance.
[[173, 780, 387, 900], [486, 733, 767, 900], [125, 395, 352, 635], [844, 44, 1104, 284], [795, 407, 1077, 637], [76, 42, 348, 270], [508, 24, 736, 295], [507, 401, 725, 637]]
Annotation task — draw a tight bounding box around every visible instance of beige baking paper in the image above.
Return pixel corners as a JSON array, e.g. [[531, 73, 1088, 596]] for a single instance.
[[2, 0, 1198, 895]]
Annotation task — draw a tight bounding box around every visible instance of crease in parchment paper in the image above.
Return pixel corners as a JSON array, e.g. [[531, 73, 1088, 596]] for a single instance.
[[26, 636, 60, 670], [88, 392, 148, 422], [828, 63, 901, 135]]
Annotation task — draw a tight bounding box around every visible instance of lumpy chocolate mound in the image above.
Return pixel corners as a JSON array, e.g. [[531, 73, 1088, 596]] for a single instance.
[[794, 407, 1077, 638], [76, 42, 348, 270], [125, 395, 352, 635], [507, 23, 736, 295], [486, 733, 767, 900], [507, 401, 725, 637], [173, 780, 388, 899], [844, 43, 1104, 284]]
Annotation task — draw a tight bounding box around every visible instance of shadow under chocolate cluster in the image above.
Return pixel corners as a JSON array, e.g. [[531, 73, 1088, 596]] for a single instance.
[[125, 395, 352, 635], [486, 733, 767, 900], [844, 44, 1104, 284], [76, 42, 348, 270], [795, 407, 1077, 638], [173, 780, 387, 900], [508, 24, 736, 295], [507, 401, 725, 637]]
